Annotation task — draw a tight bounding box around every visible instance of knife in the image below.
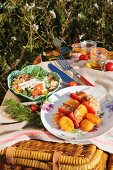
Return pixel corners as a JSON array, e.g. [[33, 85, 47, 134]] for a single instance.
[[48, 63, 78, 83]]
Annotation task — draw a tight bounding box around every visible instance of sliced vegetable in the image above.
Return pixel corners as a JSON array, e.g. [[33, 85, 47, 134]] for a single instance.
[[58, 107, 70, 115], [59, 116, 74, 132], [68, 112, 79, 128], [79, 119, 94, 132], [82, 101, 96, 115], [85, 113, 101, 125], [70, 93, 83, 102]]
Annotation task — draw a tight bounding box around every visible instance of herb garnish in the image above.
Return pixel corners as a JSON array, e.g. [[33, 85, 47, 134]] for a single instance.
[[3, 99, 45, 129]]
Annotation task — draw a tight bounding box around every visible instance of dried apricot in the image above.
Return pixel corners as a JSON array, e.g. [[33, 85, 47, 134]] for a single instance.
[[85, 113, 101, 125], [80, 119, 94, 132]]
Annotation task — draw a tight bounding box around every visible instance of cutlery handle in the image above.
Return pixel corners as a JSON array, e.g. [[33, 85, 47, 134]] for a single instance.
[[80, 76, 94, 86], [71, 68, 94, 86]]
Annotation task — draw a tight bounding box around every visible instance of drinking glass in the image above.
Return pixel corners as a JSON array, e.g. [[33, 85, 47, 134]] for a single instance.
[[80, 40, 97, 56], [71, 43, 82, 60], [90, 47, 108, 70]]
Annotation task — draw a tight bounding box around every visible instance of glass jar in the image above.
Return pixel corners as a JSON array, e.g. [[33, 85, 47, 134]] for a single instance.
[[90, 47, 108, 70], [80, 40, 97, 56]]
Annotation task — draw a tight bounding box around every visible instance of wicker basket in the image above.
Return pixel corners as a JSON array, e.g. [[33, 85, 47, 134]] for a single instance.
[[108, 154, 113, 170], [0, 140, 109, 170]]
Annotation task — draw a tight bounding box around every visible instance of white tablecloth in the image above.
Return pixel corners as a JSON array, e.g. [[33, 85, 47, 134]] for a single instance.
[[1, 60, 113, 153]]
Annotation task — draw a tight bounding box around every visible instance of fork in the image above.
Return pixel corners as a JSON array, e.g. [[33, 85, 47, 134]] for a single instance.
[[57, 55, 94, 86]]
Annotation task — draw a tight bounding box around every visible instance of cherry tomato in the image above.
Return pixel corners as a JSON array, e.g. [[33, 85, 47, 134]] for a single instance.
[[105, 62, 113, 71], [82, 101, 96, 115], [67, 81, 78, 87], [79, 54, 89, 60], [68, 112, 79, 128], [69, 93, 83, 102], [30, 104, 39, 112]]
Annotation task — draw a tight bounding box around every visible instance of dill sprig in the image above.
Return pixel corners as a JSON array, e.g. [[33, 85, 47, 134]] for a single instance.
[[3, 99, 44, 129], [4, 99, 30, 121], [28, 111, 45, 129]]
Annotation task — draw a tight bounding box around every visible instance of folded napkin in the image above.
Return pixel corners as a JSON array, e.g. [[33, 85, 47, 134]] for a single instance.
[[73, 61, 113, 95], [0, 126, 113, 153], [0, 60, 113, 154]]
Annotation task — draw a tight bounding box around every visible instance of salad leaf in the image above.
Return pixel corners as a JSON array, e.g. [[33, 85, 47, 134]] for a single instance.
[[30, 66, 48, 80], [22, 88, 32, 97], [45, 80, 51, 89]]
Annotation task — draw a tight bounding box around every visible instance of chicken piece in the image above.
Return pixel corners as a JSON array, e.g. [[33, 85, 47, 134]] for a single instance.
[[87, 96, 100, 112], [74, 104, 88, 123], [61, 103, 75, 112], [65, 99, 80, 110], [76, 91, 88, 101], [49, 80, 58, 91], [16, 74, 31, 81]]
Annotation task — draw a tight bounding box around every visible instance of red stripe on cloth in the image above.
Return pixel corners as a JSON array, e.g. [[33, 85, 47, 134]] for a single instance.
[[91, 138, 113, 146], [0, 130, 51, 143]]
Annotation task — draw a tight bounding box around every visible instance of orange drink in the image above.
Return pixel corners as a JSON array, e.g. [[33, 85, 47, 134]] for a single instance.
[[90, 48, 108, 70], [80, 40, 97, 56]]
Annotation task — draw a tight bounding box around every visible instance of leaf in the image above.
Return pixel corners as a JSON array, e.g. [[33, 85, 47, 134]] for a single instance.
[[3, 99, 44, 128], [4, 99, 30, 121]]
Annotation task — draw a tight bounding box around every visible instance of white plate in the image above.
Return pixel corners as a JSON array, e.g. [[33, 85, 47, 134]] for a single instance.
[[41, 85, 113, 141]]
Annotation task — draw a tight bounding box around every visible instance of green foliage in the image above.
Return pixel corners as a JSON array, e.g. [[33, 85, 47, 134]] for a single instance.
[[3, 99, 45, 128], [4, 99, 31, 121], [0, 0, 113, 84]]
